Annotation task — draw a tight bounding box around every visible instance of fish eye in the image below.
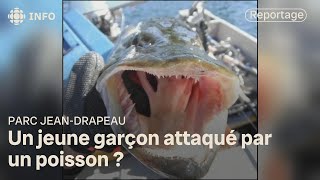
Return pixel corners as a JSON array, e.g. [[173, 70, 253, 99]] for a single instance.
[[132, 33, 156, 48]]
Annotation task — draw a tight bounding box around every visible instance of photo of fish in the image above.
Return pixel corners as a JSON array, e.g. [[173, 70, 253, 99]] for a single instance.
[[96, 17, 245, 178], [62, 1, 257, 179], [2, 0, 320, 179]]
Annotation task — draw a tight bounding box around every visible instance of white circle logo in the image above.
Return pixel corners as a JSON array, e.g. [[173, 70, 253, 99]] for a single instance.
[[8, 8, 26, 25]]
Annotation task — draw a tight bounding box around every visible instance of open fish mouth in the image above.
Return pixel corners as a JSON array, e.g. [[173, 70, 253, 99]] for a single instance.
[[103, 62, 239, 136], [97, 60, 241, 178], [96, 18, 243, 178]]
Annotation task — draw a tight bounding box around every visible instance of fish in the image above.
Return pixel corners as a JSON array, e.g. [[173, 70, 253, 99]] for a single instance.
[[96, 18, 245, 178]]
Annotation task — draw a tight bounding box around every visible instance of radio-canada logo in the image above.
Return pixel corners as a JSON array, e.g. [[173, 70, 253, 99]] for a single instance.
[[8, 8, 26, 25], [7, 7, 56, 26]]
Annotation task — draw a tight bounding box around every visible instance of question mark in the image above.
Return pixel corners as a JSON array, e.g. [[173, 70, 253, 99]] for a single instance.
[[113, 152, 124, 167]]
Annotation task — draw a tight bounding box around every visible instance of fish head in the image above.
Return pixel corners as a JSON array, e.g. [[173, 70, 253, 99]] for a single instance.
[[96, 18, 244, 178]]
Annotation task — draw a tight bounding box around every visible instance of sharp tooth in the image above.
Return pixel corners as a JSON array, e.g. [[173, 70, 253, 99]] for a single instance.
[[194, 78, 198, 84], [239, 75, 244, 86], [125, 103, 135, 117], [121, 94, 131, 106]]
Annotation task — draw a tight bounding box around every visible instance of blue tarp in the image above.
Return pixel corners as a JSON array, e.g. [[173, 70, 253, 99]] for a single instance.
[[63, 9, 114, 80]]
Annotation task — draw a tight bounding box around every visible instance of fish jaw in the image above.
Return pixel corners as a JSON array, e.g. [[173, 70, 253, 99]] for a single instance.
[[95, 18, 243, 178], [96, 60, 241, 178]]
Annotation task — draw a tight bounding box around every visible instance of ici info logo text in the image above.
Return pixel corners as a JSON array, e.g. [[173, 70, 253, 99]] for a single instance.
[[8, 7, 55, 26]]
